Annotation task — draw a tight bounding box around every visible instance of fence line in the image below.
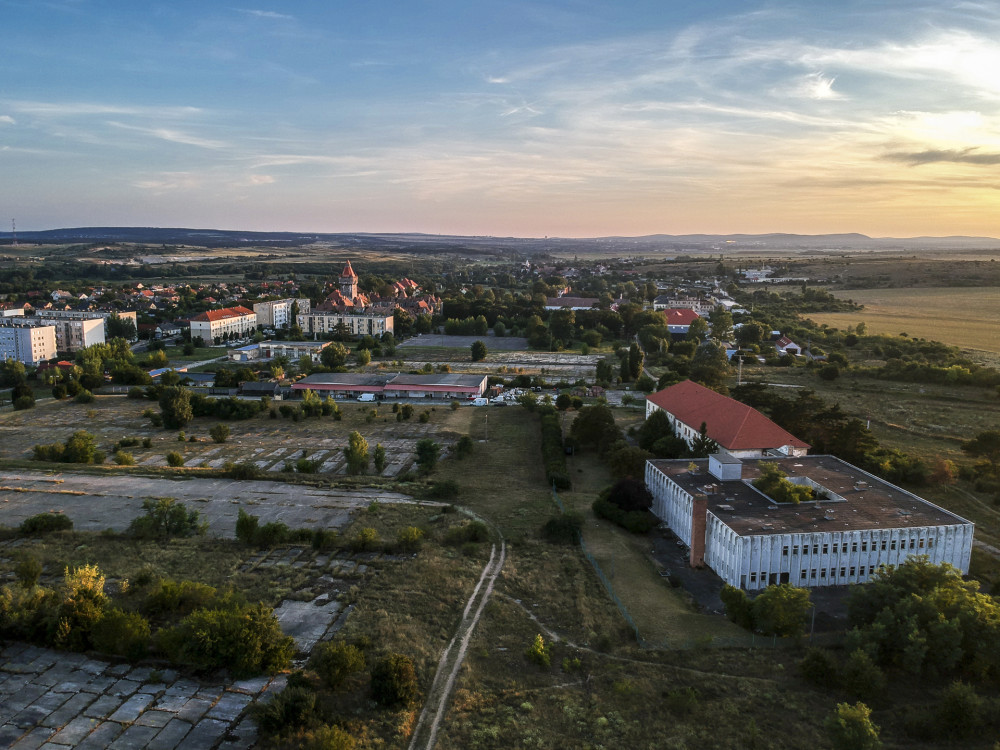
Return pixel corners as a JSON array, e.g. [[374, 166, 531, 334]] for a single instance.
[[550, 485, 842, 651]]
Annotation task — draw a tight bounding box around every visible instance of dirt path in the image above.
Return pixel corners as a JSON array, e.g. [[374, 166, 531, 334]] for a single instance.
[[407, 540, 506, 750]]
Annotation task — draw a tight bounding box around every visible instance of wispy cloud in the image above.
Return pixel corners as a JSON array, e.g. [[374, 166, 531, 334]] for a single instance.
[[237, 9, 294, 21], [0, 115, 14, 125], [884, 147, 1000, 165], [107, 121, 229, 149], [7, 101, 203, 118]]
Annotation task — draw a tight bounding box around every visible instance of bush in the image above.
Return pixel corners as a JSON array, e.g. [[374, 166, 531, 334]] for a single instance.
[[396, 526, 424, 553], [310, 641, 365, 690], [236, 509, 260, 545], [799, 647, 839, 688], [841, 649, 886, 705], [720, 584, 754, 630], [540, 513, 582, 545], [443, 521, 490, 545], [253, 684, 318, 736], [75, 389, 94, 403], [114, 450, 135, 466], [210, 424, 231, 443], [143, 578, 218, 617], [128, 497, 205, 540], [14, 555, 42, 588], [664, 687, 700, 716], [525, 634, 550, 668], [424, 480, 460, 500], [166, 451, 185, 467], [825, 702, 881, 750], [454, 435, 474, 459], [51, 384, 67, 400], [227, 460, 262, 480], [20, 512, 73, 535], [591, 497, 657, 534], [351, 527, 380, 552], [92, 608, 151, 660], [254, 521, 291, 548], [312, 528, 337, 551], [370, 653, 419, 707], [158, 601, 294, 677]]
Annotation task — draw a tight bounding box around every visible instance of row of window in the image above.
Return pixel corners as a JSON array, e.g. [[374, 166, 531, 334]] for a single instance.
[[747, 565, 880, 584], [782, 537, 931, 556]]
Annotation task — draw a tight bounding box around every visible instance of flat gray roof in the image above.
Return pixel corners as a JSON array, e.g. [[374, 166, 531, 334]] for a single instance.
[[294, 373, 391, 387], [649, 455, 971, 536], [387, 373, 486, 387]]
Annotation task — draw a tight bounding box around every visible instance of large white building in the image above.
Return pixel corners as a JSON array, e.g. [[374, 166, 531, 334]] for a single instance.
[[0, 319, 57, 365], [30, 313, 104, 352], [646, 380, 810, 458], [34, 309, 138, 342], [296, 310, 393, 339], [189, 306, 258, 344], [646, 454, 974, 590], [253, 298, 311, 329]]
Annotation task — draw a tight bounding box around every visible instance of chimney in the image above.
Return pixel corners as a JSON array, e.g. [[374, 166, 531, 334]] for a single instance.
[[690, 493, 708, 569]]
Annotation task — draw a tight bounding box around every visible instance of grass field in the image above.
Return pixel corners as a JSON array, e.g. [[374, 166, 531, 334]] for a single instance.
[[811, 286, 1000, 355]]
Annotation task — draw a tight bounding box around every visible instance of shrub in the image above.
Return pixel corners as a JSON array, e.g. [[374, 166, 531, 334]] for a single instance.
[[166, 451, 185, 467], [825, 702, 881, 750], [75, 389, 94, 404], [525, 634, 550, 668], [310, 641, 366, 690], [591, 497, 656, 534], [227, 460, 262, 480], [370, 653, 419, 707], [454, 435, 474, 459], [236, 508, 260, 545], [254, 522, 291, 548], [351, 527, 380, 552], [424, 480, 460, 500], [253, 684, 316, 735], [143, 579, 219, 617], [158, 601, 294, 677], [20, 512, 73, 535], [450, 400, 460, 410], [396, 526, 424, 553], [414, 438, 441, 475], [373, 443, 387, 474], [799, 647, 839, 688], [664, 687, 700, 716], [443, 521, 490, 545], [92, 608, 151, 660], [311, 528, 337, 551], [14, 556, 42, 588], [540, 513, 582, 545], [128, 497, 205, 540], [210, 424, 231, 443], [51, 384, 67, 400], [720, 584, 754, 630], [127, 386, 145, 399], [114, 450, 135, 466], [841, 649, 886, 705]]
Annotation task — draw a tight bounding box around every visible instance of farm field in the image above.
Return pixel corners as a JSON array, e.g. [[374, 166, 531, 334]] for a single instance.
[[810, 286, 1000, 355]]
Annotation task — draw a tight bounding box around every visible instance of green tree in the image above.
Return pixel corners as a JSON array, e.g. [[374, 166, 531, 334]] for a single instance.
[[373, 443, 387, 473], [688, 422, 719, 458], [344, 431, 369, 475], [470, 340, 488, 362], [735, 321, 767, 348], [209, 424, 231, 443], [962, 430, 1000, 473], [824, 702, 881, 750], [571, 404, 622, 454], [159, 387, 193, 429], [0, 358, 27, 387], [686, 316, 709, 342], [356, 348, 371, 366], [128, 497, 205, 540], [62, 430, 102, 464], [751, 583, 811, 637], [310, 641, 366, 690], [106, 314, 137, 341], [708, 308, 734, 342], [370, 653, 419, 707], [689, 342, 731, 391], [414, 438, 441, 474]]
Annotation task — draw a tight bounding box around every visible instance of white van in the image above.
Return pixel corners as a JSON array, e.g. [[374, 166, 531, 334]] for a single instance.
[[467, 397, 489, 406], [357, 393, 377, 402]]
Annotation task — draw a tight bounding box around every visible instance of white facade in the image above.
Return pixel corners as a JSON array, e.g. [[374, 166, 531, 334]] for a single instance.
[[190, 307, 258, 344], [35, 309, 138, 342], [646, 455, 975, 591], [253, 298, 311, 329], [297, 310, 393, 339], [0, 321, 57, 364]]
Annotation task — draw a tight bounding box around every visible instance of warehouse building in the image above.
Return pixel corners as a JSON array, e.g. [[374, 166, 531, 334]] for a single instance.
[[645, 453, 974, 590]]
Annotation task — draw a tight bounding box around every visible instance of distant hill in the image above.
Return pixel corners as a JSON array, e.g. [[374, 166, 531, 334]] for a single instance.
[[1, 227, 999, 252]]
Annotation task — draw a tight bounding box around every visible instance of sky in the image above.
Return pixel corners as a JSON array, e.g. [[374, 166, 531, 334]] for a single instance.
[[2, 1, 999, 238]]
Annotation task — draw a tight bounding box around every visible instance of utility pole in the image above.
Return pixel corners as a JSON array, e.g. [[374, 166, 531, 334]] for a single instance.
[[737, 355, 743, 386], [10, 219, 16, 247], [484, 412, 488, 443]]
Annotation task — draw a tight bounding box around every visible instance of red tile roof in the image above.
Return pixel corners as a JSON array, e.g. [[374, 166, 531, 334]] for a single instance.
[[340, 260, 357, 279], [190, 306, 255, 322], [646, 380, 810, 452], [664, 308, 700, 325]]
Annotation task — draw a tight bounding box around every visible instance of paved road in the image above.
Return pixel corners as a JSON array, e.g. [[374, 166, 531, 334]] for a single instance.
[[0, 471, 417, 537]]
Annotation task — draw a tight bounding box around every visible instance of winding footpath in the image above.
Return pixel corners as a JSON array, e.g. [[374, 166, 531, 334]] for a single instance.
[[407, 541, 506, 750]]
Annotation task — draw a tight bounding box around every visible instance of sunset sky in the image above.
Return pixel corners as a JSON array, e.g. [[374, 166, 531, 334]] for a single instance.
[[2, 1, 999, 238]]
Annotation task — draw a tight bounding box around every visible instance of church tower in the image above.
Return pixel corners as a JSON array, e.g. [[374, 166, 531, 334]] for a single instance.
[[339, 260, 358, 300]]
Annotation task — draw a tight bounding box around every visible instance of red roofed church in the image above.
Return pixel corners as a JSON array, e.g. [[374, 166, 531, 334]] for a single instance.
[[645, 380, 810, 458]]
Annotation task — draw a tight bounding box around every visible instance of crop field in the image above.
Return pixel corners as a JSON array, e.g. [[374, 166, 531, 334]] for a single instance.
[[810, 286, 1000, 355]]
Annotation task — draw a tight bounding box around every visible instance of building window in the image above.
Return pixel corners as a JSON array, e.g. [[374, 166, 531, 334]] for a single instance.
[[782, 546, 788, 557], [850, 567, 856, 576], [861, 541, 868, 552], [750, 572, 757, 583], [793, 545, 799, 555], [869, 566, 876, 575], [840, 567, 847, 577], [881, 540, 887, 551], [822, 544, 828, 554], [927, 539, 934, 549], [910, 539, 916, 549], [852, 542, 858, 552], [891, 540, 897, 550], [813, 544, 819, 554], [801, 569, 807, 579], [918, 539, 924, 548], [811, 569, 817, 579], [821, 569, 827, 578]]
